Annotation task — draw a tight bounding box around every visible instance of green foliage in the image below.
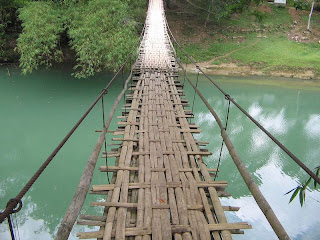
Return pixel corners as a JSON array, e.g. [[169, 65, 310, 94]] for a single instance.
[[210, 0, 263, 19], [285, 166, 320, 206], [16, 2, 64, 74], [15, 0, 145, 77], [67, 0, 137, 78], [0, 24, 5, 60], [125, 0, 146, 28], [293, 0, 311, 10], [228, 0, 254, 14], [251, 9, 268, 23], [14, 0, 146, 78]]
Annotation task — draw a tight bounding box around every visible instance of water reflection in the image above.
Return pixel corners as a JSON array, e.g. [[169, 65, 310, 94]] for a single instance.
[[185, 75, 320, 239], [223, 160, 320, 239], [248, 102, 294, 135], [304, 114, 320, 139], [1, 68, 320, 239]]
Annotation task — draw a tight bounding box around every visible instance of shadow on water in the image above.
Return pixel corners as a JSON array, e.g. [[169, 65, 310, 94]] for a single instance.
[[0, 67, 319, 239]]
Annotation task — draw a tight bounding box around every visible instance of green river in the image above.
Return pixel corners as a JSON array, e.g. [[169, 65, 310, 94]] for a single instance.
[[0, 66, 319, 239]]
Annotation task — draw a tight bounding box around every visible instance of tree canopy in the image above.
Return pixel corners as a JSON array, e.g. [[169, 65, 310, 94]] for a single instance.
[[9, 0, 146, 78]]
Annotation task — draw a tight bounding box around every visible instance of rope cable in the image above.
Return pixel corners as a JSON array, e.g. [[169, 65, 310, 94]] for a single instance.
[[164, 18, 320, 185], [101, 94, 110, 184], [214, 98, 231, 180], [0, 24, 146, 224], [191, 69, 200, 123], [122, 69, 127, 116]]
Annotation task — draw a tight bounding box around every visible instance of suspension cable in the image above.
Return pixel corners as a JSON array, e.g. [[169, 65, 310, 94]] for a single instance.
[[191, 69, 200, 114], [164, 18, 320, 185], [214, 97, 231, 180], [101, 94, 110, 184], [0, 24, 146, 225]]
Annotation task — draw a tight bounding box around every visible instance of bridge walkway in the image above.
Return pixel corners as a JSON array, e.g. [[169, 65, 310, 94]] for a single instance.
[[76, 0, 251, 239]]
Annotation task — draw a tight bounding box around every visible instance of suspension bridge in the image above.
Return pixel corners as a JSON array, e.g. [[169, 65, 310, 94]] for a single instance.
[[1, 0, 320, 239]]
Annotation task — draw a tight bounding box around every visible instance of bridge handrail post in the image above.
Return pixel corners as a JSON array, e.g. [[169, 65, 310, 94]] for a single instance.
[[54, 25, 146, 239], [54, 70, 134, 240]]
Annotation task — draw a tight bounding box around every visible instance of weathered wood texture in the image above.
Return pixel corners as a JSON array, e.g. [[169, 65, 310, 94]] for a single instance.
[[77, 0, 251, 239]]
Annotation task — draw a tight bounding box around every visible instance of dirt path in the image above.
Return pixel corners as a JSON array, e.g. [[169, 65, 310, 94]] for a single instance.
[[199, 38, 261, 67], [186, 37, 261, 73]]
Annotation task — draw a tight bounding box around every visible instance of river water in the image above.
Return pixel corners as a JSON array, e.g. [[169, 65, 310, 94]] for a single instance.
[[0, 66, 319, 240]]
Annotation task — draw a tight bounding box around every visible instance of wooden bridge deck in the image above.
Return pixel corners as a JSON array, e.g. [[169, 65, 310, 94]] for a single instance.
[[77, 0, 251, 239]]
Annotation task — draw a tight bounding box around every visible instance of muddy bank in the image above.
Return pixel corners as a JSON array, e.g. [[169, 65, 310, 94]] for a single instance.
[[186, 62, 319, 80]]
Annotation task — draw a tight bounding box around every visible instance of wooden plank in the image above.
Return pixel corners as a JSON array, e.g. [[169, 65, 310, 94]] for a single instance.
[[91, 202, 138, 208]]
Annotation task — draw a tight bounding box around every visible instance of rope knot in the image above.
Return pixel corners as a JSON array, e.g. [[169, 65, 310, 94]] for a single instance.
[[6, 198, 23, 214], [225, 94, 230, 100]]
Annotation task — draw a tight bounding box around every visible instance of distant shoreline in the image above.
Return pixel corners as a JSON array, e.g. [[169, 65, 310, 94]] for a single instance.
[[185, 63, 320, 81]]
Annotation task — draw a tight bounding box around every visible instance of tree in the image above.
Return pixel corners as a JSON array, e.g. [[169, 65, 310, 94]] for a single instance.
[[15, 0, 146, 78]]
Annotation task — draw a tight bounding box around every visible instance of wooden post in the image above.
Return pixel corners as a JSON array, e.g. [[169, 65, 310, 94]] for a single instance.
[[54, 72, 133, 240], [308, 1, 315, 31]]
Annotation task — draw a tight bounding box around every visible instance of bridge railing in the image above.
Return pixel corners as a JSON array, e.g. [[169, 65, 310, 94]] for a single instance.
[[164, 17, 320, 240], [0, 25, 146, 240], [164, 19, 320, 186]]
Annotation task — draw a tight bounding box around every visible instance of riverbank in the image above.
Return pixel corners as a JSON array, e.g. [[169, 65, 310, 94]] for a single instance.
[[2, 1, 320, 80], [185, 61, 318, 80], [167, 1, 320, 80]]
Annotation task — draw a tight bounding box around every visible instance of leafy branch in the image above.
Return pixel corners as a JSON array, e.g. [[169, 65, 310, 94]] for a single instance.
[[285, 166, 320, 206]]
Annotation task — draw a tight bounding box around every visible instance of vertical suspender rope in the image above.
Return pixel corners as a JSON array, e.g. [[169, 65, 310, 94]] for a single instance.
[[214, 97, 231, 180], [7, 215, 15, 240], [122, 69, 127, 115], [101, 93, 110, 184], [191, 69, 200, 114]]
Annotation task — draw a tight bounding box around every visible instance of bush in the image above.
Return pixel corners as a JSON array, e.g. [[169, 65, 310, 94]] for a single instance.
[[251, 9, 268, 23], [293, 0, 311, 11]]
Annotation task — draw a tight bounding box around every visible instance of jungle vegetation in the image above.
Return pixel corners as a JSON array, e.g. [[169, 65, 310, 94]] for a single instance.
[[1, 0, 146, 78], [0, 0, 269, 78]]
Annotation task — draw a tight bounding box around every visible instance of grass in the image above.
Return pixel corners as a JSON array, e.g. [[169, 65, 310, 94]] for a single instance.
[[172, 3, 320, 77], [263, 4, 292, 29], [180, 33, 258, 62], [230, 35, 320, 68]]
